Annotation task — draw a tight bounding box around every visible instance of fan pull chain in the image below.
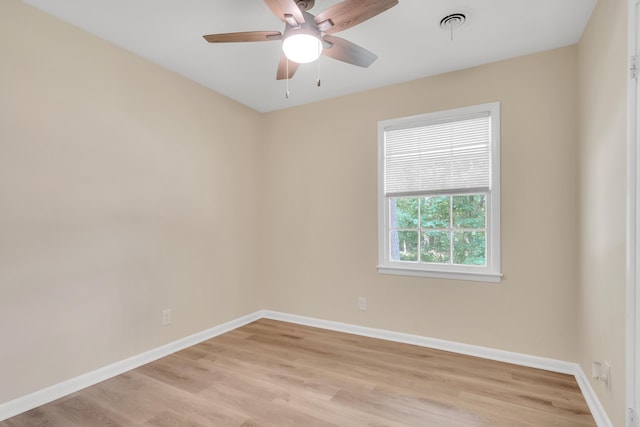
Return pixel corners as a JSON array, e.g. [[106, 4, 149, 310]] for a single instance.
[[285, 59, 290, 99], [316, 44, 321, 87]]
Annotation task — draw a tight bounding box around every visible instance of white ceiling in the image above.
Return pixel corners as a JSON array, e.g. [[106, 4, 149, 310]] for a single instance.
[[21, 0, 597, 113]]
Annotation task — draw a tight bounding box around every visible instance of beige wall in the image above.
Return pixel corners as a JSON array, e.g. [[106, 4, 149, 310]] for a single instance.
[[0, 1, 263, 403], [1, 0, 630, 424], [577, 0, 628, 425], [262, 46, 581, 362]]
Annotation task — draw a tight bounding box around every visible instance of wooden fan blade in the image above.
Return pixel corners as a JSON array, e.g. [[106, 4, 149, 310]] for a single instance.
[[264, 0, 305, 25], [203, 31, 282, 43], [276, 54, 301, 80], [322, 35, 377, 67], [314, 0, 398, 34]]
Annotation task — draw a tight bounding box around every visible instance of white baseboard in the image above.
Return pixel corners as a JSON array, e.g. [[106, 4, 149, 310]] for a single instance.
[[0, 311, 262, 422], [0, 309, 613, 427], [261, 310, 576, 373], [261, 310, 613, 427]]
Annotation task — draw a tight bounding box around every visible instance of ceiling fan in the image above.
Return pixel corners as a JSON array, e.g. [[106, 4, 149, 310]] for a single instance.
[[203, 0, 399, 80]]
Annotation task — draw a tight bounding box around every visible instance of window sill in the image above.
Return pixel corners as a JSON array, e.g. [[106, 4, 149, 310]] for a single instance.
[[377, 265, 503, 283]]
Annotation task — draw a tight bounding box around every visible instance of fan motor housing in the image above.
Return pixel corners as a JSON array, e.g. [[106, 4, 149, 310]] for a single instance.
[[284, 10, 322, 38]]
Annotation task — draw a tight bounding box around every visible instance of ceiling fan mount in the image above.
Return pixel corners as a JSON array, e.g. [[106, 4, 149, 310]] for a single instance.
[[294, 0, 315, 12], [202, 0, 399, 80]]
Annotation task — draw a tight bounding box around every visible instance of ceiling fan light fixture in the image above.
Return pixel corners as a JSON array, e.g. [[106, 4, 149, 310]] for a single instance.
[[282, 33, 323, 64], [203, 0, 400, 80]]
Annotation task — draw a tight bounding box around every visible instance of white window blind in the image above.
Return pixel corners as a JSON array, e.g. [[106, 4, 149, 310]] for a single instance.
[[384, 112, 492, 197]]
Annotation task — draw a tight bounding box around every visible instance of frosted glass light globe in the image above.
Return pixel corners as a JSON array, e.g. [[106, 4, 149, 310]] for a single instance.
[[282, 34, 323, 64]]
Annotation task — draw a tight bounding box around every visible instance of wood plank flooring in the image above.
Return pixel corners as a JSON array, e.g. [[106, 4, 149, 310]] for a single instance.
[[1, 319, 596, 426]]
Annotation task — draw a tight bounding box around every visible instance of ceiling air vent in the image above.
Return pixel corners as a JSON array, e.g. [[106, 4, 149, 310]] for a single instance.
[[440, 13, 467, 30]]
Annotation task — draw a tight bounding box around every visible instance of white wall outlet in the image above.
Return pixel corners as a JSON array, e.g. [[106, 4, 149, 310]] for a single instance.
[[592, 360, 610, 388], [358, 297, 367, 311], [161, 309, 172, 326]]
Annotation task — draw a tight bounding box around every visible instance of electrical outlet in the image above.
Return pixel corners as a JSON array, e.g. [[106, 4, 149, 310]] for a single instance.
[[161, 309, 172, 326], [358, 297, 367, 311], [592, 361, 610, 388]]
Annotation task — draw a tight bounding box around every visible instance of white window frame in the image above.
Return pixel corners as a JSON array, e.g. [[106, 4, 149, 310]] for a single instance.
[[377, 102, 502, 283]]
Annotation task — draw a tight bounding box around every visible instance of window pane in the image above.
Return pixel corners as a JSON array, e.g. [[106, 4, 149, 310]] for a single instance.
[[453, 231, 486, 265], [420, 196, 450, 229], [453, 194, 486, 229], [421, 231, 450, 263], [390, 230, 418, 261], [391, 197, 419, 229]]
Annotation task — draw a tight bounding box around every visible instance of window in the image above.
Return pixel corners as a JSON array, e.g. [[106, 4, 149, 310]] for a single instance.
[[377, 102, 501, 282]]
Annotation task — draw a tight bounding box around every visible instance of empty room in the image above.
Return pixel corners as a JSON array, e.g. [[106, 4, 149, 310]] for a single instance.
[[0, 0, 633, 426]]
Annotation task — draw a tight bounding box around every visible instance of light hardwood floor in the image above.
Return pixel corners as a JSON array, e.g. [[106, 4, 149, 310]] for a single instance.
[[1, 319, 596, 426]]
